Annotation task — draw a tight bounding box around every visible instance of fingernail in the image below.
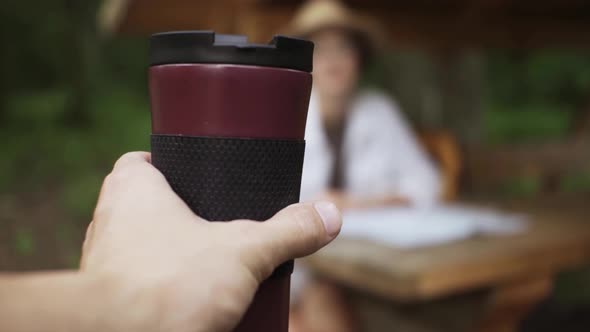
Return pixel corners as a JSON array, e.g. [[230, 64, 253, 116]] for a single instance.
[[314, 201, 342, 237]]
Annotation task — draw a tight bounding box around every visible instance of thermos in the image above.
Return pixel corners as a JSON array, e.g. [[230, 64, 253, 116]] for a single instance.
[[148, 31, 313, 331]]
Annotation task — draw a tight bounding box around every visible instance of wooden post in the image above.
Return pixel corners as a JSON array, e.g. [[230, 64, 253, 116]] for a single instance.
[[232, 0, 294, 43], [475, 276, 553, 332], [435, 50, 486, 145], [387, 51, 444, 128]]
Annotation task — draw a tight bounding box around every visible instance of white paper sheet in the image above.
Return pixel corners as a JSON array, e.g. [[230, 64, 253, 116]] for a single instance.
[[340, 204, 528, 249]]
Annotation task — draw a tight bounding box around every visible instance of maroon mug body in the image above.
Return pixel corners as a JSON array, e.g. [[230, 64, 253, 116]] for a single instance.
[[150, 64, 311, 139], [149, 31, 313, 332]]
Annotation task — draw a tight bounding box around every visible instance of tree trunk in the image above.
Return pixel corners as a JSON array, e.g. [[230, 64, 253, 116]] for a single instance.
[[61, 0, 98, 127]]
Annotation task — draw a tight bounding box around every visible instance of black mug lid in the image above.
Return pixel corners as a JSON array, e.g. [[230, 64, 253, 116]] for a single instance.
[[150, 31, 314, 73]]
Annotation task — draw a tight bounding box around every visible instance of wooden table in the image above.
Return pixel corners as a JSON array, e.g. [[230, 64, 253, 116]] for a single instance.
[[304, 199, 590, 332]]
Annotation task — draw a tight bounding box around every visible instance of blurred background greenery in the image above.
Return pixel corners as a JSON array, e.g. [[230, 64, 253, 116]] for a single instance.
[[0, 0, 152, 269]]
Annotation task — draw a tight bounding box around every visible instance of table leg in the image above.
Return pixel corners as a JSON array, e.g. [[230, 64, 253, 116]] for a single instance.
[[475, 276, 553, 332]]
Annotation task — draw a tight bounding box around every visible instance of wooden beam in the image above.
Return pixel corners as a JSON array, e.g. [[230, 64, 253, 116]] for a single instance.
[[222, 5, 590, 49], [233, 3, 296, 43], [252, 0, 590, 48], [465, 140, 590, 194], [257, 0, 590, 15], [241, 1, 590, 49], [100, 0, 590, 48], [377, 13, 590, 49], [118, 0, 238, 35]]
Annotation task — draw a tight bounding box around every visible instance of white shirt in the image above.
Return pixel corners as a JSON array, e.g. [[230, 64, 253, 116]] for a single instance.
[[301, 90, 441, 207]]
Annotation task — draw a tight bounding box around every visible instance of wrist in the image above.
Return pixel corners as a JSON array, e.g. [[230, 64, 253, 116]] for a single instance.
[[0, 270, 152, 332], [82, 271, 161, 332]]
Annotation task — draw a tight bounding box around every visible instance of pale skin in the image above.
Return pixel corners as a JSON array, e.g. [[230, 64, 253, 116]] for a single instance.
[[0, 152, 342, 332], [311, 28, 409, 210]]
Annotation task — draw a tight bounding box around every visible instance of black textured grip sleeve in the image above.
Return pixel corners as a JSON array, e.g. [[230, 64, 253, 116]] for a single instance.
[[150, 135, 306, 277]]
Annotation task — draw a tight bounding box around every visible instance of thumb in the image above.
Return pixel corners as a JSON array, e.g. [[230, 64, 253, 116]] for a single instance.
[[254, 202, 342, 273]]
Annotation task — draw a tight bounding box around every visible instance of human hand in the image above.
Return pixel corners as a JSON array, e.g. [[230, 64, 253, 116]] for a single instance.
[[81, 152, 342, 332]]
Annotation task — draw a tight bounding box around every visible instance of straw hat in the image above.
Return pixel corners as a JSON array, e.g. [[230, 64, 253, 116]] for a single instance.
[[284, 0, 384, 52]]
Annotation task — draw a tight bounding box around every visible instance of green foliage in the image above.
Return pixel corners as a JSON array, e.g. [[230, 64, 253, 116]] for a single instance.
[[485, 51, 590, 144], [555, 268, 590, 306], [0, 0, 150, 227], [561, 172, 590, 193], [494, 175, 543, 198], [55, 221, 83, 268], [0, 86, 150, 222], [14, 228, 35, 256], [484, 107, 572, 144], [487, 51, 590, 109], [483, 51, 590, 194]]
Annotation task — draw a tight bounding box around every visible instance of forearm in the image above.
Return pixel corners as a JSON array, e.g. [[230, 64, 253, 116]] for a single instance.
[[324, 190, 410, 209], [343, 193, 411, 209], [0, 271, 154, 332], [350, 194, 410, 209]]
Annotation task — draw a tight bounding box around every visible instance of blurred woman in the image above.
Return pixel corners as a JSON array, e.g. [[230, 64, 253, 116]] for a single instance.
[[288, 1, 441, 332], [295, 1, 440, 210]]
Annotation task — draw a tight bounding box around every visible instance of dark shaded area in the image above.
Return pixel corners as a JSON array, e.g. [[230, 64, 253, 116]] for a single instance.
[[522, 299, 590, 332]]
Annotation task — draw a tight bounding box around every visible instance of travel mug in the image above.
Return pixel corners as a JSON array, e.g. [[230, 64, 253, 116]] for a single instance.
[[148, 31, 313, 332]]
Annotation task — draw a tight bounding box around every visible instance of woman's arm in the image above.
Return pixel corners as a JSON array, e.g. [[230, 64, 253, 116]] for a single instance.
[[345, 92, 442, 207], [318, 190, 410, 210]]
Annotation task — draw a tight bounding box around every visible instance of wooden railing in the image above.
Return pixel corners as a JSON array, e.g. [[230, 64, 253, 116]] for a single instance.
[[463, 139, 590, 195]]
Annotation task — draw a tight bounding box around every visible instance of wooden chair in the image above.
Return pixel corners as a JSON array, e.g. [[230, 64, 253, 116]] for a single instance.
[[465, 140, 590, 196], [419, 130, 462, 201]]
